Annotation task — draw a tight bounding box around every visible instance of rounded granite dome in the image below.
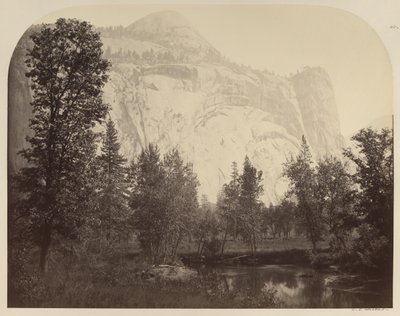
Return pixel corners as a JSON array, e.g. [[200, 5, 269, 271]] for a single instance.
[[125, 10, 217, 55]]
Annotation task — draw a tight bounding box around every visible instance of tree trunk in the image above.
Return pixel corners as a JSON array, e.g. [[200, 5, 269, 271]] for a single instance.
[[311, 239, 317, 252], [200, 240, 205, 256], [162, 236, 168, 264], [233, 217, 237, 241], [197, 238, 203, 255], [220, 222, 229, 256], [172, 234, 182, 260], [39, 225, 52, 274], [252, 230, 257, 256]]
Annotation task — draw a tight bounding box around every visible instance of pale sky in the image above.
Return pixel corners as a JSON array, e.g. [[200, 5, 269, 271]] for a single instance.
[[38, 4, 393, 137]]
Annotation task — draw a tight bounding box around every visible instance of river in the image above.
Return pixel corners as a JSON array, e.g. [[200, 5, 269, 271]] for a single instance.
[[190, 263, 391, 308]]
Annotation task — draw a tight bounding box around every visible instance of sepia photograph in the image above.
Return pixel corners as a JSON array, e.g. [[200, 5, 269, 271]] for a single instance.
[[4, 0, 397, 310]]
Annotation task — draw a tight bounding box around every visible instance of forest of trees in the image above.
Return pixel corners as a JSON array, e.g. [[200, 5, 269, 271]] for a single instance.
[[8, 18, 394, 307]]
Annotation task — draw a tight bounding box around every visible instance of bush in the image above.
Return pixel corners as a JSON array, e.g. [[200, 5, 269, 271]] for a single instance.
[[233, 283, 282, 308], [352, 223, 391, 270], [330, 223, 392, 272], [203, 238, 222, 256]]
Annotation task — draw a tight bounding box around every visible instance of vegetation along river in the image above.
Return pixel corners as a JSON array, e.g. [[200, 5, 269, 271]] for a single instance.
[[186, 263, 392, 308]]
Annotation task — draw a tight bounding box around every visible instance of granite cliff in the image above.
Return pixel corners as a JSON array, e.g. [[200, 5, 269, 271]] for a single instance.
[[8, 11, 345, 203]]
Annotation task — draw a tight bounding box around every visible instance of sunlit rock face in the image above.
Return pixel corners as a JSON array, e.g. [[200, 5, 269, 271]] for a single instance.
[[291, 67, 344, 158], [8, 11, 344, 204]]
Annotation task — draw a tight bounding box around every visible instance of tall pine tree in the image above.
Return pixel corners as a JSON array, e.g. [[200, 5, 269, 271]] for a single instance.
[[128, 144, 166, 263], [218, 161, 241, 255], [97, 118, 128, 246]]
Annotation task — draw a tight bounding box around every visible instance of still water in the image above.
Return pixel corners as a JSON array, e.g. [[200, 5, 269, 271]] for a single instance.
[[192, 264, 391, 308]]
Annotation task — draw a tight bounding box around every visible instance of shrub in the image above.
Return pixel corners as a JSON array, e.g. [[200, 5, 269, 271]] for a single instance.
[[352, 223, 391, 270], [203, 238, 222, 256]]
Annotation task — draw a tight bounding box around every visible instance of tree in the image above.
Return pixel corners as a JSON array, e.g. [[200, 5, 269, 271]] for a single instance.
[[261, 199, 295, 240], [217, 162, 241, 255], [129, 144, 165, 263], [238, 156, 263, 255], [194, 196, 220, 256], [276, 198, 296, 239], [343, 128, 393, 270], [261, 203, 278, 239], [96, 119, 128, 247], [227, 162, 241, 240], [129, 145, 199, 263], [315, 156, 356, 251], [283, 136, 325, 251], [17, 18, 110, 273], [161, 149, 199, 262], [343, 128, 393, 238]]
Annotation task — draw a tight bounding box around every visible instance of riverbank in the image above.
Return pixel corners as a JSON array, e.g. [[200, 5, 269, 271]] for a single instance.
[[8, 251, 283, 308], [9, 238, 391, 308], [181, 248, 312, 265]]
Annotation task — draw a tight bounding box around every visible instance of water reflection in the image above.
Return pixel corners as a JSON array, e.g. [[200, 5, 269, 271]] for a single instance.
[[192, 264, 390, 308]]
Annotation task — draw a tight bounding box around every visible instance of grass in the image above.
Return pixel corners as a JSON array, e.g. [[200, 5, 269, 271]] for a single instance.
[[8, 251, 282, 308], [8, 237, 327, 308]]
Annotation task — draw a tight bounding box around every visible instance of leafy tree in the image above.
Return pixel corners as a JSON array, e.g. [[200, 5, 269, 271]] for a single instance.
[[283, 136, 325, 251], [315, 156, 356, 251], [129, 145, 199, 263], [261, 203, 278, 239], [194, 196, 220, 256], [16, 18, 110, 273], [343, 128, 393, 238], [161, 149, 199, 261], [261, 199, 295, 239], [343, 128, 393, 270], [276, 198, 296, 239], [96, 119, 129, 247], [238, 156, 263, 255]]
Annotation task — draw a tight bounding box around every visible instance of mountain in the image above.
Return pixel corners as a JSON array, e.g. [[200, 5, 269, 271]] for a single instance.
[[8, 11, 345, 204], [124, 11, 220, 60]]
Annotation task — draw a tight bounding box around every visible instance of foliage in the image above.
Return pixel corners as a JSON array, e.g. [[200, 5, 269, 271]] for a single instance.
[[203, 237, 223, 256], [351, 223, 391, 270], [217, 162, 241, 254], [237, 156, 264, 255], [262, 198, 296, 239], [193, 196, 220, 256], [216, 157, 263, 255], [315, 156, 357, 252], [8, 253, 282, 308], [283, 136, 325, 250], [160, 149, 199, 261], [343, 128, 393, 238], [128, 144, 166, 262], [129, 145, 199, 263], [14, 18, 110, 272], [340, 128, 393, 271], [95, 119, 129, 247]]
